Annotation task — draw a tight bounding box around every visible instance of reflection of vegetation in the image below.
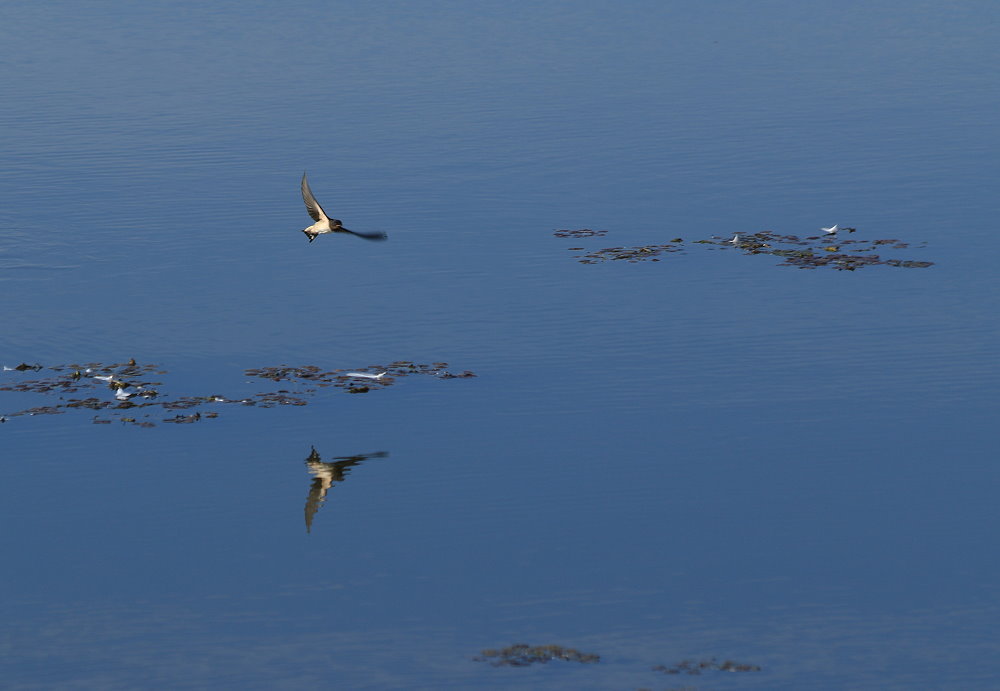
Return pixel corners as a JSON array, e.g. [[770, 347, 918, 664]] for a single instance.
[[304, 446, 389, 533], [474, 643, 600, 666], [556, 227, 933, 270], [653, 657, 762, 675], [1, 360, 474, 428]]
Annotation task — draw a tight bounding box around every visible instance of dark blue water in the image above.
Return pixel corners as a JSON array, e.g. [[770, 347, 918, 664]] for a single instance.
[[2, 2, 999, 688]]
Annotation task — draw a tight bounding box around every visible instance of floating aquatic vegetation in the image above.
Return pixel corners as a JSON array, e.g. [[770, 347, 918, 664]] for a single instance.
[[884, 259, 934, 268], [2, 359, 475, 428], [736, 231, 933, 270], [474, 643, 600, 667], [553, 228, 608, 238], [652, 657, 762, 675], [556, 227, 933, 270], [4, 363, 44, 372], [15, 406, 65, 416], [577, 242, 686, 263], [253, 392, 310, 407], [243, 361, 472, 390], [164, 413, 202, 424]]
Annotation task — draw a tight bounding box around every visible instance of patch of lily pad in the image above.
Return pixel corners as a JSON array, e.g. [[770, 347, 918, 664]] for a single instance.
[[474, 643, 600, 667], [556, 227, 933, 270], [1, 359, 475, 427]]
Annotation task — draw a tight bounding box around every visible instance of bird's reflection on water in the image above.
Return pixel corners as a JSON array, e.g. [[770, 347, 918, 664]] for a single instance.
[[303, 446, 389, 533]]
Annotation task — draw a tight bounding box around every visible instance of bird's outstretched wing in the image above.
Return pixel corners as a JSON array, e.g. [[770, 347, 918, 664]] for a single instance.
[[301, 172, 328, 222]]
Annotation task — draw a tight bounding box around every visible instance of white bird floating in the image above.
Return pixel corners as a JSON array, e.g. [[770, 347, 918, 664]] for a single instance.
[[114, 388, 133, 401], [729, 234, 740, 244], [821, 225, 839, 234], [343, 371, 388, 380]]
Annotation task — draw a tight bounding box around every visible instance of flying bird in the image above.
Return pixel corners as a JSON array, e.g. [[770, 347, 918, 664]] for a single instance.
[[821, 225, 839, 234], [300, 172, 387, 243]]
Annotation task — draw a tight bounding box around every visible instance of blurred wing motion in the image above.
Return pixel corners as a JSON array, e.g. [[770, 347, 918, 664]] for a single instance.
[[344, 229, 388, 241]]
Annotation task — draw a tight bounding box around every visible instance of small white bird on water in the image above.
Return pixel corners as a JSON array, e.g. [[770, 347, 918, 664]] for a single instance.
[[300, 172, 387, 243], [729, 234, 740, 244], [821, 225, 839, 234]]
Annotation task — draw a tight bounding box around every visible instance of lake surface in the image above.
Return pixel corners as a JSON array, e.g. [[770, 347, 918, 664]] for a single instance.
[[2, 2, 999, 689]]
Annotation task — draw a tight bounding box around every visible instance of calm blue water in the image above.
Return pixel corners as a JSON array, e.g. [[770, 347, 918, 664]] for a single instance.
[[2, 2, 999, 689]]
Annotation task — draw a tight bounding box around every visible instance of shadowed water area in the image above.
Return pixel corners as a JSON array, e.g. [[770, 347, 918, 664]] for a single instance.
[[2, 2, 999, 689]]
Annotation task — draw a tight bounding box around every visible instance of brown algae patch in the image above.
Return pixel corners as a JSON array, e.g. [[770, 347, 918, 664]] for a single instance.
[[1, 359, 475, 428], [475, 643, 600, 667]]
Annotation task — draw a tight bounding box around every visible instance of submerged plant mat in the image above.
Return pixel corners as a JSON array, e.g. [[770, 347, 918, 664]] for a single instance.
[[0, 360, 474, 428], [554, 227, 933, 270], [474, 643, 600, 667]]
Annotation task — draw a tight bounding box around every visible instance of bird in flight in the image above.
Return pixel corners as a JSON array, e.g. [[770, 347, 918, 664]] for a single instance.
[[821, 224, 839, 234], [300, 172, 387, 243]]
